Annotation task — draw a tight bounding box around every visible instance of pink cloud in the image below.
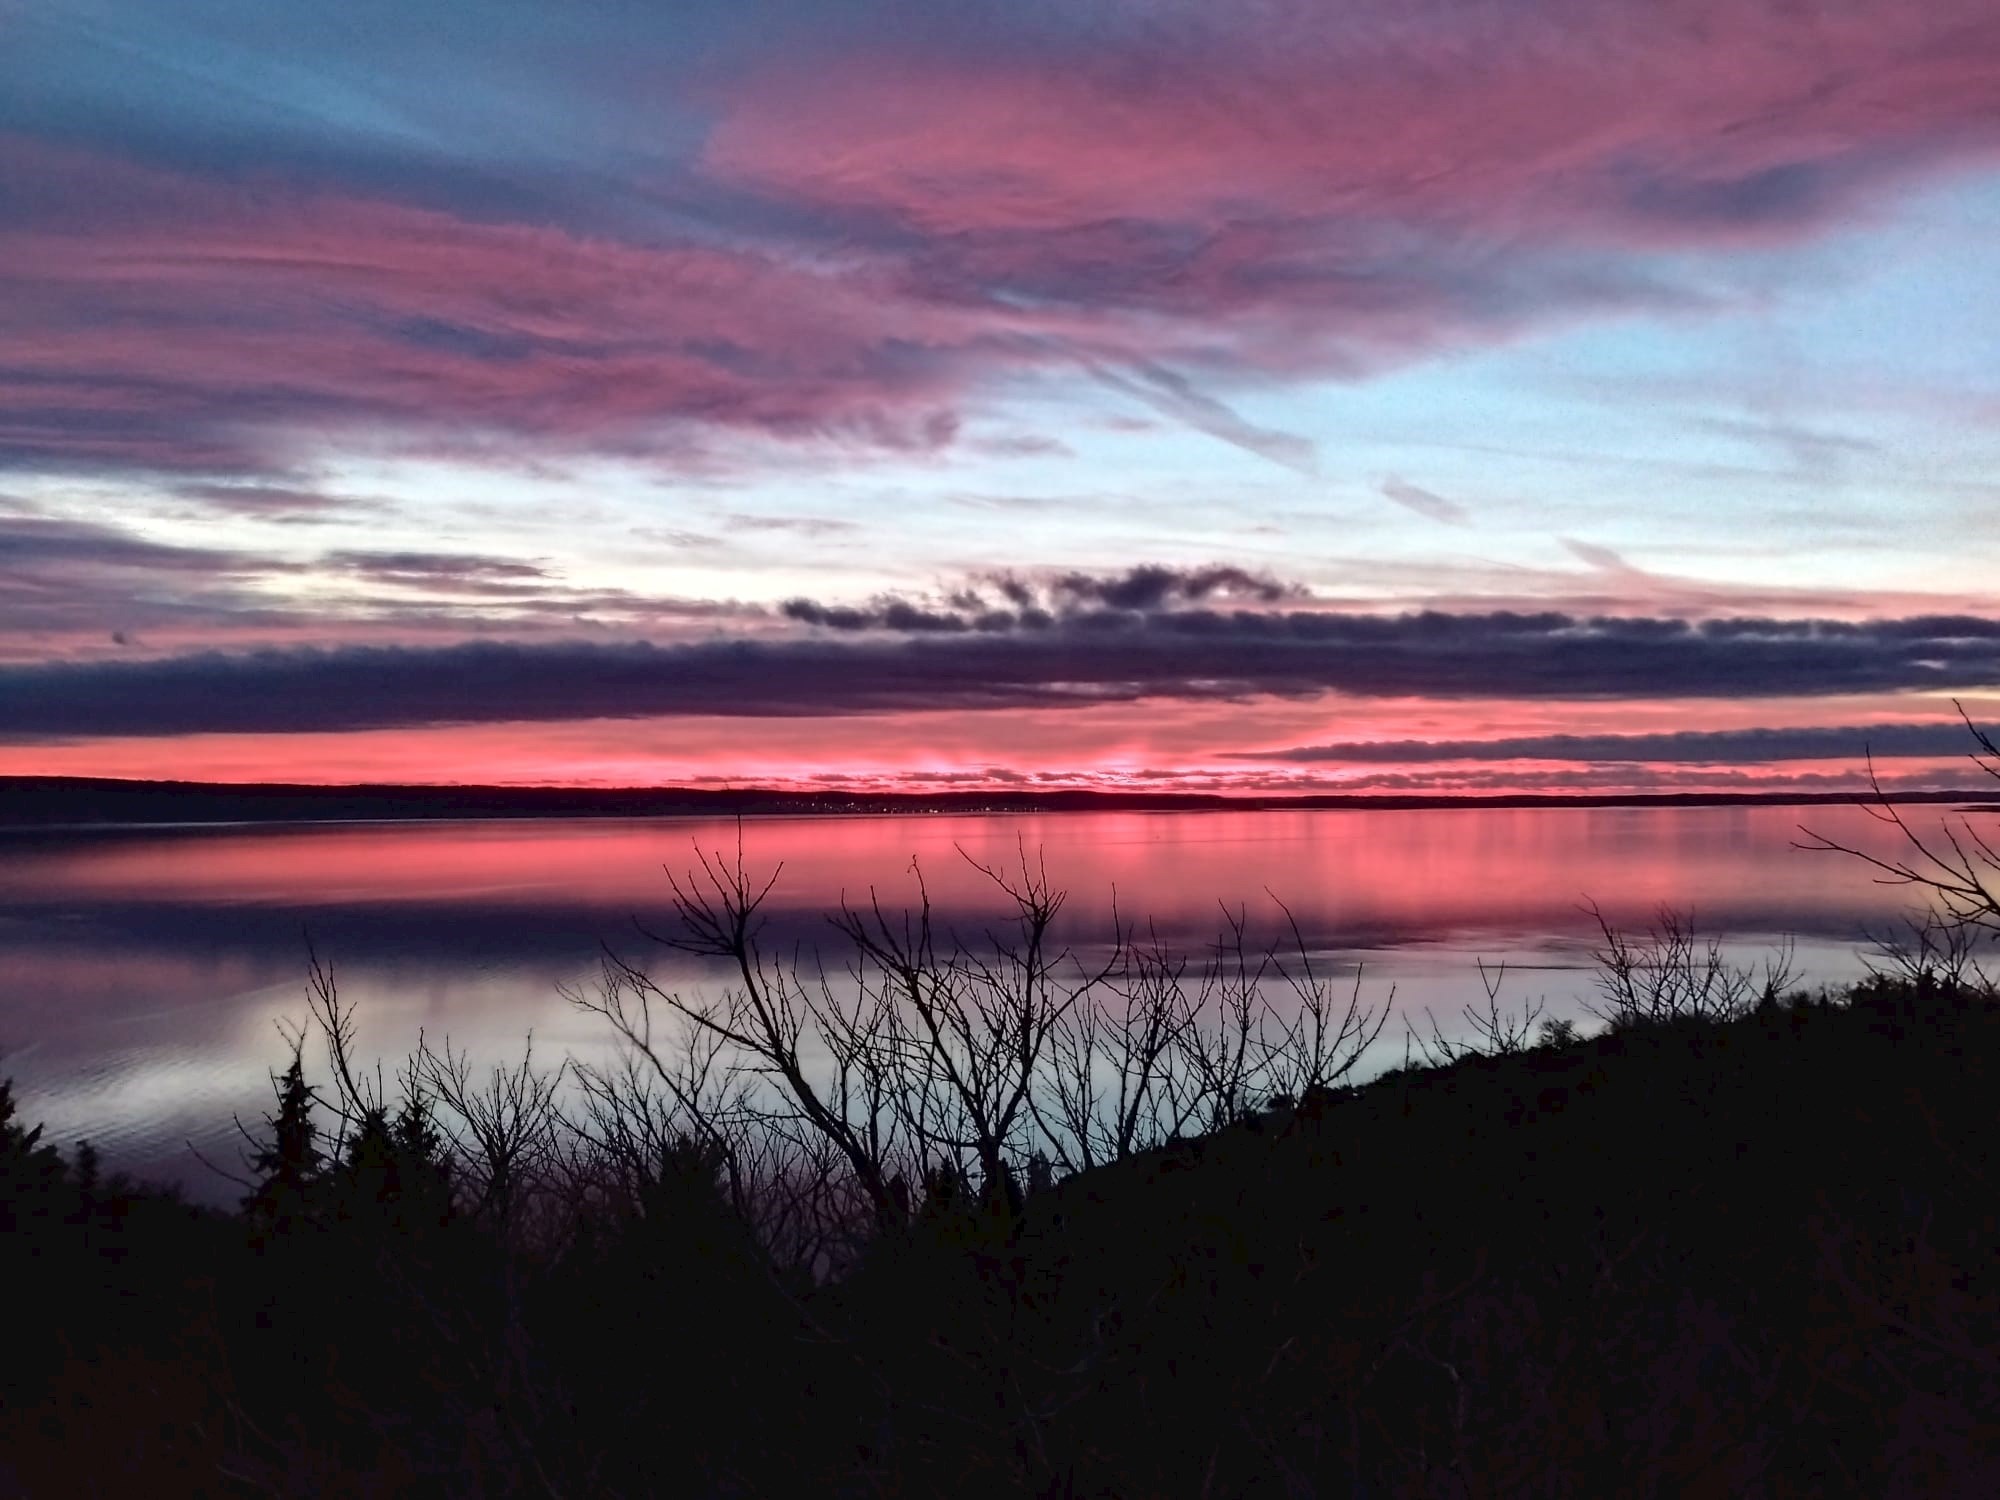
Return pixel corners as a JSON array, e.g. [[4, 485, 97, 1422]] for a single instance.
[[12, 0, 2000, 483], [698, 0, 2000, 390], [0, 137, 1047, 475], [708, 1, 2000, 243]]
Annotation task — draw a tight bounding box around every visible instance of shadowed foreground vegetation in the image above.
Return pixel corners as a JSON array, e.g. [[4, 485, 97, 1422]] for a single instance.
[[5, 815, 2000, 1494]]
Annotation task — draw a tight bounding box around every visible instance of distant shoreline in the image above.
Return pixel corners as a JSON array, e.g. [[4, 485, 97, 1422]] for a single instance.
[[0, 774, 1994, 829]]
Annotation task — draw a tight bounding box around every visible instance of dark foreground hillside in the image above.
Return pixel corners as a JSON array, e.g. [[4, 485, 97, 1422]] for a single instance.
[[5, 975, 1998, 1497]]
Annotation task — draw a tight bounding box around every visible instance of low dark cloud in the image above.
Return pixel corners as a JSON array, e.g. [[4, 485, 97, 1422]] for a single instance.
[[7, 611, 2000, 741], [1236, 723, 1990, 766], [781, 598, 982, 633], [782, 566, 1301, 633], [324, 551, 552, 592], [1045, 565, 1301, 610]]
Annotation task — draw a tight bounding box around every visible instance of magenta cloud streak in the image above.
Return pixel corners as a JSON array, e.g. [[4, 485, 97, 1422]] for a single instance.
[[1, 0, 1997, 479], [0, 138, 995, 475], [710, 0, 2000, 242]]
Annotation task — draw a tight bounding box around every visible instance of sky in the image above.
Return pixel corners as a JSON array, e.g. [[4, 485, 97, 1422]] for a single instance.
[[3, 0, 1999, 795]]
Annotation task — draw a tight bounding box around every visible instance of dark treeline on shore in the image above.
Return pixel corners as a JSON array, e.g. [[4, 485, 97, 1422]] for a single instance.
[[5, 746, 2000, 1496], [3, 773, 1995, 828]]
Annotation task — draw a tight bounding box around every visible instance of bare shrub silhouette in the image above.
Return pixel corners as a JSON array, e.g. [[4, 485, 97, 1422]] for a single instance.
[[1583, 902, 1798, 1029], [1408, 958, 1547, 1066], [1799, 699, 2000, 940], [1535, 1014, 1582, 1048], [1850, 908, 1996, 1000], [565, 839, 1392, 1254]]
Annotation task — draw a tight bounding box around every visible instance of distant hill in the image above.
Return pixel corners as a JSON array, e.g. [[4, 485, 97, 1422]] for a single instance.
[[0, 774, 1992, 827]]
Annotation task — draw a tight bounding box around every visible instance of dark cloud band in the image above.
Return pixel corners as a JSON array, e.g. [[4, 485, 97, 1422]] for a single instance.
[[1236, 723, 1992, 766], [5, 612, 2000, 740]]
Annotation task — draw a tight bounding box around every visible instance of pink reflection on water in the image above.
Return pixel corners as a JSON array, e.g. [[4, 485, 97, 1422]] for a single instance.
[[0, 804, 1949, 1196], [0, 804, 1916, 942]]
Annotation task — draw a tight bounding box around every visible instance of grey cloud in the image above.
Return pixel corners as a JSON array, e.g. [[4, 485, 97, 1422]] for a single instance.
[[1692, 416, 1879, 476], [1563, 538, 1644, 574], [632, 527, 726, 550], [1235, 723, 1991, 766], [725, 514, 862, 538], [7, 610, 2000, 741], [1278, 765, 1909, 795], [1091, 361, 1320, 476], [971, 434, 1075, 459], [993, 575, 1036, 608], [1380, 477, 1470, 526], [175, 484, 382, 520], [1617, 160, 1846, 234], [1046, 564, 1301, 610], [782, 565, 1299, 631], [782, 598, 979, 633], [0, 514, 302, 651], [0, 515, 281, 576], [313, 552, 557, 603], [325, 551, 552, 586], [0, 514, 776, 651]]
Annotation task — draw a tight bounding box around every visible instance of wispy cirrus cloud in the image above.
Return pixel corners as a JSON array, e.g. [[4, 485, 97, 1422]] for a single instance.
[[1086, 361, 1321, 475], [324, 551, 553, 594], [723, 514, 864, 539], [1381, 478, 1471, 527], [173, 484, 386, 522]]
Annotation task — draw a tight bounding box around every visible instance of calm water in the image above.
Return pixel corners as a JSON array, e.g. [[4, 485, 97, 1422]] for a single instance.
[[0, 804, 1953, 1194]]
